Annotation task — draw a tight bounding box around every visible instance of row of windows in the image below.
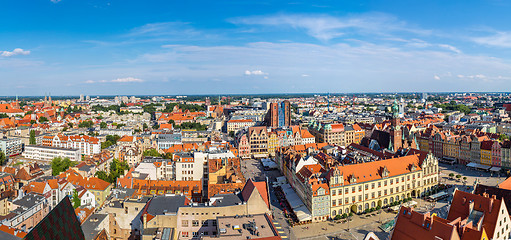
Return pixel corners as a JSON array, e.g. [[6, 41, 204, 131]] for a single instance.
[[181, 219, 217, 227]]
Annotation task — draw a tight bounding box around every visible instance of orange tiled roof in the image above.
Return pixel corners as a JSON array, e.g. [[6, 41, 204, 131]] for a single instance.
[[328, 154, 422, 185], [447, 190, 503, 239], [0, 225, 27, 238], [118, 135, 134, 142]]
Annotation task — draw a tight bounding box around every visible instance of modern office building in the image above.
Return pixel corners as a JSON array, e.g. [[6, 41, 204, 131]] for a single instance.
[[0, 137, 23, 157], [23, 145, 81, 162]]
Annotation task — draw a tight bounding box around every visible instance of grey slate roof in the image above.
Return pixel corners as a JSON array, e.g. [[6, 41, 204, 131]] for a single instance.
[[0, 231, 22, 240], [11, 193, 45, 210], [81, 213, 108, 240], [146, 196, 188, 215], [210, 193, 242, 207]]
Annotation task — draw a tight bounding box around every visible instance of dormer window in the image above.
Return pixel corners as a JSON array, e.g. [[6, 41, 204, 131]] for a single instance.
[[382, 166, 390, 178], [349, 175, 357, 184], [411, 164, 417, 171]]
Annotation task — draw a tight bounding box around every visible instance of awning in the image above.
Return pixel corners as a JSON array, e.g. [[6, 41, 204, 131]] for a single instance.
[[293, 205, 312, 222], [280, 184, 312, 222], [467, 162, 477, 168], [490, 167, 501, 172], [281, 184, 305, 209], [276, 176, 287, 184], [466, 162, 491, 170]]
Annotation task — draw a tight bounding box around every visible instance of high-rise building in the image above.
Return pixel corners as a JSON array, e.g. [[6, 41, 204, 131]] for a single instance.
[[265, 100, 290, 128]]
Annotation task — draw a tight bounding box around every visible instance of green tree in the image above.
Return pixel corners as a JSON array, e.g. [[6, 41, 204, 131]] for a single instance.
[[143, 149, 161, 157], [0, 113, 8, 118], [143, 123, 148, 130], [101, 135, 120, 149], [39, 116, 49, 123], [72, 189, 81, 208], [0, 151, 5, 166], [499, 134, 509, 142], [108, 159, 130, 183], [229, 131, 235, 138], [100, 122, 107, 128], [51, 157, 76, 176], [78, 120, 94, 128], [163, 152, 173, 159], [95, 170, 109, 182], [175, 122, 208, 131], [29, 130, 36, 145]]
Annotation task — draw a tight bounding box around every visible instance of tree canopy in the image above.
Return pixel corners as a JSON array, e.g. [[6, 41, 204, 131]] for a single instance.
[[78, 120, 94, 128], [51, 157, 76, 176], [39, 116, 49, 123], [433, 101, 472, 115], [174, 122, 208, 131], [29, 130, 36, 145], [0, 151, 5, 166], [95, 158, 130, 183], [72, 189, 81, 208], [164, 103, 205, 113], [101, 135, 121, 149]]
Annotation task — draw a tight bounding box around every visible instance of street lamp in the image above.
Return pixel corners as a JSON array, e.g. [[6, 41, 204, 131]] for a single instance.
[[347, 215, 350, 232]]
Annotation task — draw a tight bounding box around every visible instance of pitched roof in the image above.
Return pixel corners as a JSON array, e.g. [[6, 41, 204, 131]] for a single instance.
[[447, 190, 504, 239], [241, 179, 269, 208], [474, 184, 511, 216], [117, 135, 134, 142], [328, 154, 422, 185], [498, 177, 511, 190], [24, 197, 85, 240], [392, 206, 462, 240]]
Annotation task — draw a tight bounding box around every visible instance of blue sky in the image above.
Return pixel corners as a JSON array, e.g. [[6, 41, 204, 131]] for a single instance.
[[2, 0, 511, 96]]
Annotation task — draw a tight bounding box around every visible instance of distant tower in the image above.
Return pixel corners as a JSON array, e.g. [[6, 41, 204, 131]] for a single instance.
[[389, 99, 402, 152], [14, 95, 19, 109], [48, 93, 52, 106]]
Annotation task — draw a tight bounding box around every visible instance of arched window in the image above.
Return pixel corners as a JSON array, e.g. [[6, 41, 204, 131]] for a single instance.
[[339, 209, 342, 215], [365, 203, 369, 210], [332, 210, 336, 216], [390, 197, 394, 203], [371, 201, 375, 208], [384, 198, 388, 205]]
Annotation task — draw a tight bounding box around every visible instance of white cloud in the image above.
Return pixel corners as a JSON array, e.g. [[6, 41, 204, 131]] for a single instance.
[[230, 13, 430, 41], [473, 32, 511, 48], [128, 22, 201, 38], [434, 75, 440, 80], [84, 77, 144, 84], [244, 70, 267, 75], [438, 44, 461, 54], [301, 74, 310, 77], [132, 41, 511, 93], [111, 77, 144, 83], [1, 48, 30, 57], [50, 0, 61, 3], [457, 74, 486, 79]]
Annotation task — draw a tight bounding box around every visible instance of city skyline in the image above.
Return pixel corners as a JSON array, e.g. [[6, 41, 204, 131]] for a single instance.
[[2, 0, 511, 95]]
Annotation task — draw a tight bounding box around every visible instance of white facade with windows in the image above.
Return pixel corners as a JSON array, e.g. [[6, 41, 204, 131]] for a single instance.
[[23, 145, 81, 162]]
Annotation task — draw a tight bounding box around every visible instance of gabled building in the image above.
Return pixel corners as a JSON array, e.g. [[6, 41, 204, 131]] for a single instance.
[[447, 190, 511, 240]]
